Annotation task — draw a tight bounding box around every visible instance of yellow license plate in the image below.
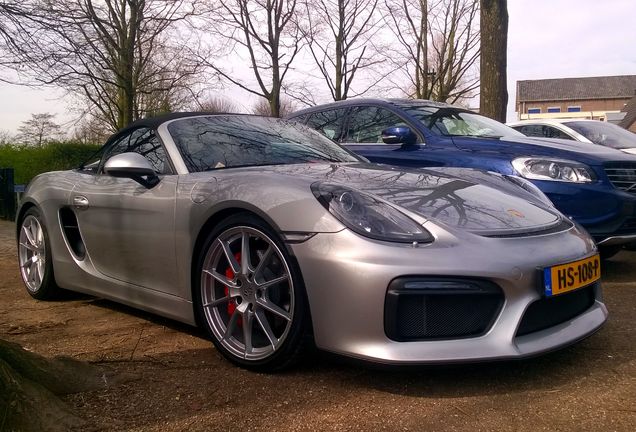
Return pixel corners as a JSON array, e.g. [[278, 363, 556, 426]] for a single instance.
[[543, 255, 601, 297]]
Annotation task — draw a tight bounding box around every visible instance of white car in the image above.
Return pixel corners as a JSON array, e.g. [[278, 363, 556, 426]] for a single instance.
[[508, 119, 636, 155]]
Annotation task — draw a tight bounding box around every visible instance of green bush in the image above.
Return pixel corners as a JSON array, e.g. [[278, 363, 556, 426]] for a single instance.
[[0, 141, 101, 184]]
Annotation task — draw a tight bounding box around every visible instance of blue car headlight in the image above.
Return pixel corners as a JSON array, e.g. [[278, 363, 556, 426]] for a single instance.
[[512, 157, 596, 183], [311, 183, 433, 243]]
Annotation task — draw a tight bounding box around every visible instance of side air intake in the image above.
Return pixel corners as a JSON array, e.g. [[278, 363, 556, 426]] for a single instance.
[[59, 207, 86, 259]]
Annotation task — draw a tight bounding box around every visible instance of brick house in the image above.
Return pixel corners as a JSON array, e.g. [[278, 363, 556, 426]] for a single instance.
[[516, 75, 636, 121], [619, 94, 636, 133]]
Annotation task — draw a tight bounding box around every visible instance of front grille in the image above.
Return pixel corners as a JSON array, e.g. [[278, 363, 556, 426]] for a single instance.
[[385, 278, 504, 341], [516, 284, 597, 337], [605, 162, 636, 193]]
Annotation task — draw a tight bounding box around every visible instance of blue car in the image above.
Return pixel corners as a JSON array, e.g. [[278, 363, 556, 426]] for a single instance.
[[288, 98, 636, 258]]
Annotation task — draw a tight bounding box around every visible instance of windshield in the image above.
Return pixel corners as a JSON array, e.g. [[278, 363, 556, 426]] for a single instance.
[[400, 105, 523, 138], [564, 121, 636, 149], [168, 116, 360, 172]]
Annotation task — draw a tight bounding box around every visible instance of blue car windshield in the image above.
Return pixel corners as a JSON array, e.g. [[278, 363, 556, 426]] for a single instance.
[[168, 115, 360, 172], [400, 105, 523, 138]]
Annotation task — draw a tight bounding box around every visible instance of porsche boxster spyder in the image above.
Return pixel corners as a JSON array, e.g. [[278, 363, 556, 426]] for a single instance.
[[16, 113, 607, 370]]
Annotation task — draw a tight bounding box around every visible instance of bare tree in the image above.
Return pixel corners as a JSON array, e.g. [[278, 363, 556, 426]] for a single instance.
[[203, 0, 303, 117], [479, 0, 507, 121], [0, 1, 29, 71], [429, 0, 479, 103], [0, 129, 13, 145], [197, 97, 241, 113], [385, 0, 432, 99], [17, 113, 63, 147], [71, 115, 112, 145], [302, 0, 384, 101], [251, 97, 298, 117], [3, 1, 204, 131], [385, 0, 480, 103]]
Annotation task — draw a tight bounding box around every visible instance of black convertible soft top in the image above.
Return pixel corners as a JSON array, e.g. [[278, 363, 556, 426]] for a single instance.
[[105, 111, 221, 145]]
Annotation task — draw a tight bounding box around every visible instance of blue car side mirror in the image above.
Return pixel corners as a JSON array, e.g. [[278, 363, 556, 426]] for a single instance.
[[381, 126, 417, 145]]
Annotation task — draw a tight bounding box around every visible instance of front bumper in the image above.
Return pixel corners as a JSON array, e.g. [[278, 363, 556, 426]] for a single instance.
[[290, 224, 607, 364], [538, 179, 636, 244]]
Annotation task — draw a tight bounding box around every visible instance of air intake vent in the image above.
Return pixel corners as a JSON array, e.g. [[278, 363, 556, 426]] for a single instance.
[[385, 278, 504, 341], [59, 207, 86, 259]]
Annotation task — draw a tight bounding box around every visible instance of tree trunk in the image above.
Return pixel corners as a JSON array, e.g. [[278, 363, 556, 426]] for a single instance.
[[0, 339, 127, 431], [479, 0, 508, 121]]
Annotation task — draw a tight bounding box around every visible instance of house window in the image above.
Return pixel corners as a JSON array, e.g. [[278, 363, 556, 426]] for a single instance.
[[527, 108, 541, 114], [568, 106, 582, 112], [547, 107, 561, 113]]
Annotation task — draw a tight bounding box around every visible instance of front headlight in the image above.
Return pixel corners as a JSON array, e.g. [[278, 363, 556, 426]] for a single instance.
[[512, 157, 595, 183], [312, 183, 433, 243]]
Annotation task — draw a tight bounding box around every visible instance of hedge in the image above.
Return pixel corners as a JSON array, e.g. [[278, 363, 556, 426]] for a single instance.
[[0, 142, 101, 185]]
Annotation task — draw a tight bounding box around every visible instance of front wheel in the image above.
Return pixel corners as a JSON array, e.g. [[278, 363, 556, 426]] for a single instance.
[[194, 214, 309, 371]]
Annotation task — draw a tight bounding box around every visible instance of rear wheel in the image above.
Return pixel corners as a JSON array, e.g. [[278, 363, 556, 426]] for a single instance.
[[18, 208, 59, 299], [194, 214, 309, 371]]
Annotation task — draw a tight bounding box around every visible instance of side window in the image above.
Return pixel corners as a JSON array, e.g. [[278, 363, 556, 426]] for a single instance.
[[305, 109, 347, 141], [543, 126, 574, 140], [79, 146, 107, 174], [345, 107, 407, 143], [101, 128, 171, 174], [517, 124, 544, 137]]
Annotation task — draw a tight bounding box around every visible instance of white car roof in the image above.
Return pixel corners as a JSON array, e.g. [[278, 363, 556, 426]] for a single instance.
[[507, 118, 598, 127]]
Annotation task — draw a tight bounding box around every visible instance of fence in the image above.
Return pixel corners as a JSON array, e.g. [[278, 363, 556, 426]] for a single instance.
[[0, 168, 16, 220]]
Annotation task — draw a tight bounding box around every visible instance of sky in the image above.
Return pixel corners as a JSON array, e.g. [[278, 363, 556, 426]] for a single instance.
[[0, 0, 635, 134]]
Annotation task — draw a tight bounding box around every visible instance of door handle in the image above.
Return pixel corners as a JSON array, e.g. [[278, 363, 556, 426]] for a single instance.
[[73, 195, 89, 209]]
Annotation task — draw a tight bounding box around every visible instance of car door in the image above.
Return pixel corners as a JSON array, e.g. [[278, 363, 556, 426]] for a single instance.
[[72, 127, 179, 294], [340, 105, 449, 167]]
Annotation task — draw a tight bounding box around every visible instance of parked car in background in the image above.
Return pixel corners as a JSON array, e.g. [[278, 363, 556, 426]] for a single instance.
[[16, 113, 607, 370], [508, 119, 636, 155], [288, 99, 636, 258]]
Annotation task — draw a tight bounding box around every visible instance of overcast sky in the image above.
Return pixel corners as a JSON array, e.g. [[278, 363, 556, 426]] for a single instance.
[[0, 0, 634, 134]]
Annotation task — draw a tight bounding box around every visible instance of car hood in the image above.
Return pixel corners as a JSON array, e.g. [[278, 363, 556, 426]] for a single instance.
[[451, 134, 636, 164], [253, 163, 563, 235]]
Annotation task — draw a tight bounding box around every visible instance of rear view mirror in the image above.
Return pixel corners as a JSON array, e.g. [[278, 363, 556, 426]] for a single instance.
[[381, 126, 417, 145], [103, 152, 158, 188]]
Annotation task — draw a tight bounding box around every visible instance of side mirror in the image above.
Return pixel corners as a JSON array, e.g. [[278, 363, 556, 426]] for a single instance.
[[103, 152, 158, 187], [381, 126, 417, 145]]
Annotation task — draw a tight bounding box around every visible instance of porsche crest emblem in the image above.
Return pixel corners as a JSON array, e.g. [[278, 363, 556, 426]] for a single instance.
[[507, 209, 525, 218]]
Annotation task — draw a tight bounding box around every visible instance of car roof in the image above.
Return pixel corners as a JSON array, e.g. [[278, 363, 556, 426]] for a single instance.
[[288, 98, 458, 117], [104, 112, 261, 145], [508, 118, 598, 127]]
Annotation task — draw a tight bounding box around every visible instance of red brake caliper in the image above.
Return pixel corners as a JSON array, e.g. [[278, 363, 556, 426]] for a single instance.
[[225, 252, 242, 326]]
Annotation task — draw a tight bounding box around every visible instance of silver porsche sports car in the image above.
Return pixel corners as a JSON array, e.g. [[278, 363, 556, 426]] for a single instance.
[[16, 113, 607, 371]]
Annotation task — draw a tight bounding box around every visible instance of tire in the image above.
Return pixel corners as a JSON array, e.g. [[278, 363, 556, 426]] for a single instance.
[[599, 245, 622, 261], [17, 207, 60, 300], [194, 213, 310, 372]]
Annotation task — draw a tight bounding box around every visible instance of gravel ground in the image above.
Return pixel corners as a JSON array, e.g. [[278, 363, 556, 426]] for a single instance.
[[1, 219, 635, 431]]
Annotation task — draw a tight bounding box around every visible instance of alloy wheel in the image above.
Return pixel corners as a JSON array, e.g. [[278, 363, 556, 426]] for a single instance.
[[18, 215, 47, 293], [201, 226, 295, 361]]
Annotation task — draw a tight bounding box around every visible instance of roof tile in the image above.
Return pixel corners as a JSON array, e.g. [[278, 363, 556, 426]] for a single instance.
[[517, 75, 636, 102]]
